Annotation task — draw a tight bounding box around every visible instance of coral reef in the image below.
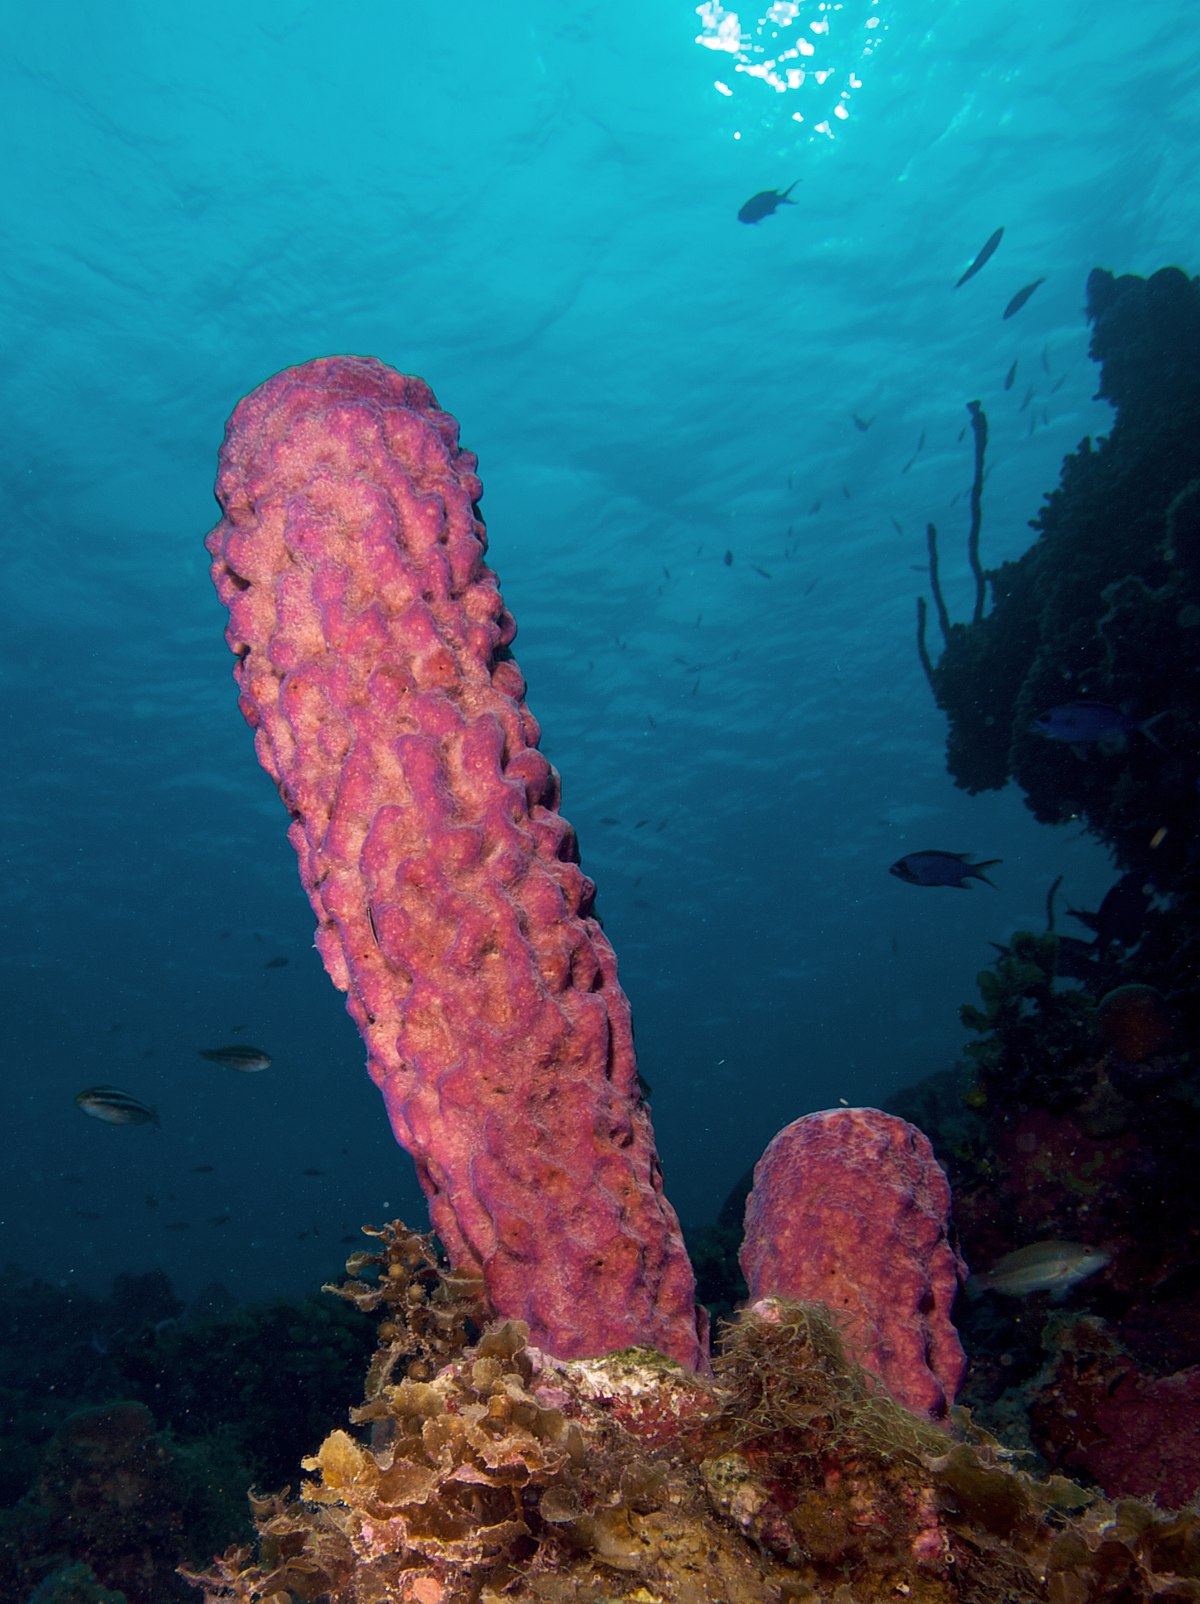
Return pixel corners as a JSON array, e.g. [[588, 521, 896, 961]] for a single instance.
[[0, 1264, 376, 1603], [1029, 1316, 1200, 1508], [929, 267, 1200, 878], [186, 1228, 1200, 1604], [900, 267, 1200, 1508], [740, 1108, 967, 1418], [206, 355, 701, 1367], [0, 1398, 242, 1604]]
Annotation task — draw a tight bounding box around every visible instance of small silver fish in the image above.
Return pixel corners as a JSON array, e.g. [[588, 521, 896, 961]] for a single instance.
[[75, 1085, 159, 1126], [974, 1240, 1109, 1298], [199, 1045, 273, 1072]]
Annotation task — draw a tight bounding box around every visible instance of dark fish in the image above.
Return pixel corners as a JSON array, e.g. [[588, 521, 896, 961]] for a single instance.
[[191, 1164, 216, 1174], [1033, 701, 1164, 754], [198, 1044, 273, 1072], [75, 1085, 159, 1126], [1002, 277, 1045, 319], [890, 851, 1000, 889], [302, 1167, 325, 1177], [973, 1241, 1109, 1298], [737, 180, 799, 224], [1068, 871, 1153, 951], [1004, 360, 1018, 391], [752, 565, 773, 580], [724, 549, 733, 566], [955, 226, 1004, 287], [264, 955, 289, 969], [852, 412, 874, 432], [809, 498, 822, 514], [901, 428, 927, 473]]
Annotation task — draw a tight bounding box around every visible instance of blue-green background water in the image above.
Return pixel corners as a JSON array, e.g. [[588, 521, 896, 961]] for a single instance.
[[3, 0, 1195, 1305]]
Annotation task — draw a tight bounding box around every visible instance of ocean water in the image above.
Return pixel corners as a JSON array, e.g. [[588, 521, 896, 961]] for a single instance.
[[2, 0, 1195, 1308]]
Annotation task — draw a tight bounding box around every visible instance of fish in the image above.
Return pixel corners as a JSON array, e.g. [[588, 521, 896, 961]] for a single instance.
[[852, 413, 874, 432], [973, 1240, 1110, 1299], [737, 180, 799, 224], [1002, 277, 1045, 318], [890, 851, 1001, 889], [191, 1164, 216, 1174], [198, 1045, 273, 1072], [955, 226, 1004, 287], [1004, 360, 1018, 391], [1032, 701, 1165, 755], [724, 549, 733, 566], [75, 1085, 159, 1126], [264, 955, 289, 969], [1067, 871, 1153, 951]]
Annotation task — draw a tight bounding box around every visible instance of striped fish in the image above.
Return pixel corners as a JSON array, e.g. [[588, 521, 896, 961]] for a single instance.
[[75, 1086, 159, 1126], [198, 1045, 272, 1072]]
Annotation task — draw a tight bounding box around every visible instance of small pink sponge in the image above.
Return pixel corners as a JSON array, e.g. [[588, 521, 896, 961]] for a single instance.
[[740, 1107, 966, 1417], [206, 356, 702, 1368]]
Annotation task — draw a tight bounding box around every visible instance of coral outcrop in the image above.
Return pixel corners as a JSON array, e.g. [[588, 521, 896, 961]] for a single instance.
[[186, 1225, 1200, 1604]]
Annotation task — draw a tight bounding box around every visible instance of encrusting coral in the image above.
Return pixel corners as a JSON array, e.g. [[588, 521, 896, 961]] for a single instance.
[[183, 1225, 1200, 1604]]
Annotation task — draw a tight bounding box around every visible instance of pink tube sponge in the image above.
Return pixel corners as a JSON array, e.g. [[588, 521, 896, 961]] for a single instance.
[[206, 356, 703, 1369], [739, 1108, 966, 1417]]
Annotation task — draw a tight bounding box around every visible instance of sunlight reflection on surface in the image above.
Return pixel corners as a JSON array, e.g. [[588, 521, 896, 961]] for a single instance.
[[695, 0, 887, 137]]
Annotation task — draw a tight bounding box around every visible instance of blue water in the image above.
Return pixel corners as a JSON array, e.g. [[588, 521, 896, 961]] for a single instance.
[[3, 0, 1194, 1306]]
